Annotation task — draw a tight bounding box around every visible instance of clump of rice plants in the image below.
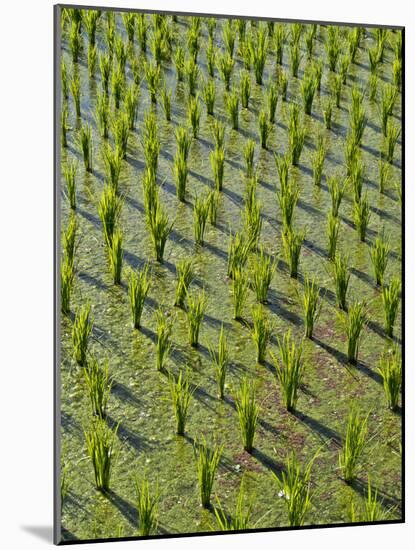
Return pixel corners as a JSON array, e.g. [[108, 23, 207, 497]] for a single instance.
[[195, 437, 223, 508], [84, 9, 100, 46], [310, 135, 326, 186], [227, 231, 252, 279], [235, 377, 259, 452], [83, 356, 112, 418], [251, 305, 272, 364], [231, 267, 249, 321], [137, 14, 148, 52], [148, 201, 173, 263], [282, 227, 305, 279], [277, 180, 299, 231], [349, 157, 365, 202], [69, 21, 82, 63], [223, 18, 236, 57], [124, 84, 140, 129], [312, 58, 323, 92], [111, 65, 125, 109], [99, 53, 111, 93], [72, 303, 94, 366], [142, 110, 160, 171], [250, 25, 268, 84], [107, 228, 123, 285], [202, 79, 216, 116], [214, 478, 252, 530], [61, 257, 75, 315], [274, 329, 304, 411], [212, 119, 225, 149], [327, 174, 346, 217], [226, 91, 239, 130], [325, 26, 341, 71], [353, 194, 371, 242], [144, 60, 160, 104], [338, 406, 369, 483], [70, 71, 81, 118], [332, 253, 350, 311], [250, 246, 277, 303], [217, 52, 234, 91], [274, 450, 319, 527], [384, 120, 401, 164], [187, 95, 201, 138], [300, 72, 317, 115], [378, 159, 391, 194], [173, 150, 188, 202], [274, 152, 290, 193], [300, 274, 321, 338], [258, 109, 270, 149], [206, 38, 217, 77], [210, 146, 225, 191], [244, 139, 255, 178], [279, 70, 288, 100], [174, 45, 185, 81], [368, 73, 378, 102], [348, 27, 361, 64], [61, 58, 68, 99], [185, 56, 199, 96], [266, 82, 279, 122], [240, 70, 251, 109], [331, 74, 343, 108], [155, 308, 173, 371], [381, 277, 401, 338], [326, 212, 340, 261], [186, 289, 208, 347], [377, 345, 402, 411], [128, 264, 150, 329], [289, 42, 300, 78], [208, 324, 229, 399], [78, 122, 93, 172], [135, 476, 159, 536], [96, 91, 110, 138], [63, 214, 77, 267], [349, 101, 366, 147], [63, 160, 77, 210], [174, 259, 193, 308], [101, 142, 122, 192], [393, 58, 402, 91], [322, 98, 333, 129], [208, 188, 221, 225], [193, 193, 210, 245], [288, 103, 305, 166], [341, 300, 367, 364], [379, 83, 398, 136], [349, 476, 385, 522], [122, 12, 136, 42], [84, 418, 118, 493], [169, 370, 192, 435], [98, 184, 122, 247], [370, 233, 390, 286], [61, 103, 68, 148], [274, 24, 286, 65], [339, 54, 351, 84]]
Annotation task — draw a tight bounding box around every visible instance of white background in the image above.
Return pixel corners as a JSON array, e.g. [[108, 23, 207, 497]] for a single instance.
[[0, 0, 412, 548]]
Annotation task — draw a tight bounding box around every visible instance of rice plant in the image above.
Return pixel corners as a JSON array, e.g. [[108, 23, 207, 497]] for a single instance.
[[84, 9, 100, 46], [353, 195, 371, 242], [282, 227, 305, 279], [326, 211, 340, 261], [70, 72, 81, 118], [223, 19, 236, 57], [193, 193, 210, 245], [63, 161, 77, 210], [174, 259, 193, 308], [83, 356, 112, 418], [274, 24, 286, 65], [87, 44, 97, 79], [155, 309, 173, 372], [244, 139, 255, 178], [148, 201, 173, 263], [111, 65, 125, 110], [61, 102, 68, 148], [331, 74, 343, 108], [78, 123, 93, 172], [240, 70, 251, 109], [393, 58, 402, 91], [122, 12, 135, 42], [327, 174, 345, 217], [175, 125, 192, 160], [300, 274, 321, 339], [114, 35, 127, 73], [96, 91, 110, 139], [169, 370, 192, 435], [342, 300, 367, 364], [348, 27, 361, 63], [144, 61, 160, 104], [349, 476, 386, 522], [288, 103, 305, 166], [72, 303, 94, 366], [266, 82, 279, 122], [289, 43, 300, 78], [370, 233, 390, 286], [99, 53, 111, 93], [338, 406, 369, 483], [134, 476, 159, 536], [174, 45, 185, 81], [325, 26, 341, 71], [250, 26, 268, 84], [300, 73, 317, 115], [210, 146, 225, 191], [379, 84, 398, 136], [69, 21, 82, 63], [349, 157, 364, 202], [187, 95, 201, 139], [274, 330, 304, 410], [250, 246, 277, 303], [61, 256, 75, 315], [279, 70, 288, 101], [226, 91, 239, 130], [208, 188, 221, 225], [137, 13, 148, 52], [274, 152, 290, 193], [232, 267, 249, 321], [382, 277, 401, 338], [322, 99, 333, 130], [107, 228, 123, 285], [185, 56, 199, 97], [251, 305, 272, 364], [217, 52, 234, 92], [206, 38, 216, 78], [202, 79, 216, 116], [227, 233, 253, 280], [61, 58, 68, 99], [195, 438, 223, 508], [208, 324, 229, 399], [214, 478, 252, 530], [349, 104, 366, 147], [235, 377, 259, 452], [378, 159, 391, 194], [384, 120, 401, 164], [84, 418, 118, 493], [312, 59, 323, 92], [63, 214, 77, 268], [310, 135, 326, 186], [101, 142, 122, 192], [98, 184, 122, 247], [332, 253, 350, 311], [128, 264, 150, 329], [258, 109, 270, 149], [186, 289, 208, 347], [274, 450, 319, 526], [377, 345, 402, 411], [124, 85, 140, 130], [339, 54, 351, 85], [344, 134, 360, 176]]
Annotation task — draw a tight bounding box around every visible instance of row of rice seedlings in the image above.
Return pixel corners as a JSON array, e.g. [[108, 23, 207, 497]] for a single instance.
[[193, 193, 210, 245], [83, 356, 112, 418], [326, 212, 340, 261], [340, 300, 367, 364], [214, 478, 252, 530], [377, 345, 402, 411], [310, 134, 326, 186], [195, 437, 223, 508], [274, 330, 304, 411], [84, 417, 118, 493], [208, 324, 229, 399], [202, 79, 216, 116], [174, 259, 193, 308], [251, 305, 272, 364], [300, 274, 321, 338], [235, 377, 259, 452], [227, 231, 252, 278], [353, 194, 371, 242], [135, 476, 159, 536], [338, 406, 368, 483], [128, 264, 151, 329], [169, 370, 193, 435], [274, 450, 319, 526], [381, 277, 401, 338], [370, 232, 390, 286], [186, 289, 208, 347], [288, 103, 305, 166], [98, 184, 122, 247], [282, 226, 305, 279], [250, 246, 277, 303], [72, 302, 94, 366], [231, 267, 249, 320]]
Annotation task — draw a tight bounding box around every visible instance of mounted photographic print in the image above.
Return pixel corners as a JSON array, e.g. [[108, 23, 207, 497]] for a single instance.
[[54, 4, 404, 545]]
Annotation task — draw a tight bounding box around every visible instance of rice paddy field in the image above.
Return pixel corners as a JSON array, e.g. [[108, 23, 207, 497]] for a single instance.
[[57, 6, 403, 543]]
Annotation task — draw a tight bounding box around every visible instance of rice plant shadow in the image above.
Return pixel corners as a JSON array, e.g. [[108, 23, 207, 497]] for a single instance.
[[349, 478, 402, 514], [78, 271, 108, 292], [292, 410, 342, 448], [111, 380, 141, 407], [107, 490, 137, 526], [251, 448, 285, 477], [105, 415, 151, 453]]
